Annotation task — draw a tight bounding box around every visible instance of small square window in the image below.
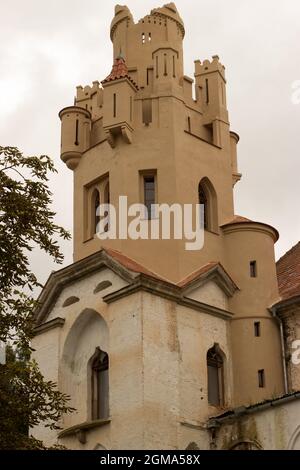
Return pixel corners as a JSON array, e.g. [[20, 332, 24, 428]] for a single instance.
[[250, 260, 257, 278], [258, 369, 265, 388]]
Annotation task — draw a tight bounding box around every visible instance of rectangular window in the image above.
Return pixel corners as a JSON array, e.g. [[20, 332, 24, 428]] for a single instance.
[[254, 321, 261, 337], [144, 175, 155, 219], [250, 260, 257, 278], [113, 93, 116, 118], [258, 369, 265, 388], [142, 99, 152, 125]]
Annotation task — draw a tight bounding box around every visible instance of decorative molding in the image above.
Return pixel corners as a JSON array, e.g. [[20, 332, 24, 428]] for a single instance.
[[33, 317, 65, 336], [58, 418, 111, 442]]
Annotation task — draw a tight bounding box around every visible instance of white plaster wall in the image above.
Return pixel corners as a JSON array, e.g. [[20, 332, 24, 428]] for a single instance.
[[31, 328, 61, 446], [33, 266, 232, 450], [186, 281, 228, 311], [215, 398, 300, 450]]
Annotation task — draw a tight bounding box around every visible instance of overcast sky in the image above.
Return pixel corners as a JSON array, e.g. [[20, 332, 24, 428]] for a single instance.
[[1, 0, 300, 285]]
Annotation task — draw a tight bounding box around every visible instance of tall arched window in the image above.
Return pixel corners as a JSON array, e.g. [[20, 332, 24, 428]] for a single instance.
[[207, 345, 224, 407], [92, 189, 100, 235], [198, 178, 218, 232], [90, 348, 109, 420], [198, 184, 208, 230]]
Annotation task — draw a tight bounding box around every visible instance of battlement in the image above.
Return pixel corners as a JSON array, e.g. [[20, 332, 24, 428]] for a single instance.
[[194, 55, 226, 81], [111, 3, 184, 41], [76, 81, 102, 102]]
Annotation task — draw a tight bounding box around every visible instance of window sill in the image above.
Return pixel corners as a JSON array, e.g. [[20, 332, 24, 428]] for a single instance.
[[58, 418, 111, 443]]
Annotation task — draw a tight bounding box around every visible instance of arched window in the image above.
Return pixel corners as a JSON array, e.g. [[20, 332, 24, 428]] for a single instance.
[[198, 184, 208, 230], [198, 178, 218, 232], [207, 345, 224, 407], [92, 189, 100, 235], [90, 348, 109, 420]]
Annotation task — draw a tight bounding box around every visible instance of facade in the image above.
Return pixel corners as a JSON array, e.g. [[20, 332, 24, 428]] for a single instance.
[[32, 3, 300, 449]]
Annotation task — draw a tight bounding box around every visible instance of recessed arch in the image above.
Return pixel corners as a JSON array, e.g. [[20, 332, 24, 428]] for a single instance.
[[60, 308, 109, 426], [94, 280, 112, 294], [62, 296, 80, 308], [198, 177, 218, 232]]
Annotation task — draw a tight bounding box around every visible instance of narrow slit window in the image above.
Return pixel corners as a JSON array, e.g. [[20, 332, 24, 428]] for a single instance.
[[164, 54, 167, 76], [205, 79, 209, 104], [113, 93, 116, 118], [75, 119, 79, 145], [187, 116, 191, 133], [148, 32, 152, 42], [254, 321, 261, 337], [142, 32, 145, 44], [173, 55, 176, 77], [258, 369, 265, 388], [144, 176, 155, 219], [250, 260, 257, 278], [156, 56, 159, 78]]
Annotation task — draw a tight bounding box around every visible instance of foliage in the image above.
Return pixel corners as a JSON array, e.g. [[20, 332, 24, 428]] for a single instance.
[[0, 146, 73, 449]]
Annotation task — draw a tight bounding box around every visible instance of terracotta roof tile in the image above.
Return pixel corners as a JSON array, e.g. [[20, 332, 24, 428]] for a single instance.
[[102, 56, 138, 88], [277, 242, 300, 301], [225, 215, 253, 224], [104, 247, 165, 281], [177, 262, 219, 287]]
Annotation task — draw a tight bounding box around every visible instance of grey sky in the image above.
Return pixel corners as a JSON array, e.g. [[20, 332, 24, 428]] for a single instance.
[[1, 0, 300, 285]]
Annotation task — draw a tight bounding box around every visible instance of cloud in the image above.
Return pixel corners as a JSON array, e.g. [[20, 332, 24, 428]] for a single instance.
[[1, 0, 300, 284]]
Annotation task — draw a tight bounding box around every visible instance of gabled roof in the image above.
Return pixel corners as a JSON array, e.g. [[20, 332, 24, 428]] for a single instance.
[[277, 242, 300, 301], [177, 262, 238, 297], [35, 248, 237, 326]]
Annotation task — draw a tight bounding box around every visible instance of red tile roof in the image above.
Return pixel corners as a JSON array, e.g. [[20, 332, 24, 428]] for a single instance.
[[104, 247, 165, 281], [277, 242, 300, 301], [225, 215, 253, 224], [102, 56, 138, 88], [177, 262, 219, 287]]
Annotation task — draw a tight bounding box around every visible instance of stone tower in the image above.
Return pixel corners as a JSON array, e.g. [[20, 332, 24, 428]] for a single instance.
[[32, 4, 289, 450]]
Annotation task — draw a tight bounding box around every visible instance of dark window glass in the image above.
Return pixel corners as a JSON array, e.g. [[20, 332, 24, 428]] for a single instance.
[[91, 349, 109, 420], [250, 261, 257, 278], [207, 347, 224, 406], [144, 176, 155, 219], [254, 321, 261, 337], [258, 369, 265, 388], [199, 184, 208, 230]]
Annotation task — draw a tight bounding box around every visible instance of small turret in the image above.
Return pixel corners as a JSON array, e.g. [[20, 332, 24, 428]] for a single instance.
[[59, 106, 91, 170], [101, 56, 138, 147], [194, 55, 228, 122]]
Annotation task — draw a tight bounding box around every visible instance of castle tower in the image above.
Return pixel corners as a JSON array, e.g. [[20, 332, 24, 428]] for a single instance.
[[32, 3, 287, 451]]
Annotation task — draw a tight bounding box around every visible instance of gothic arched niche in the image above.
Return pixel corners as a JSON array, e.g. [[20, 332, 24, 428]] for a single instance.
[[198, 177, 218, 233], [60, 308, 109, 427]]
